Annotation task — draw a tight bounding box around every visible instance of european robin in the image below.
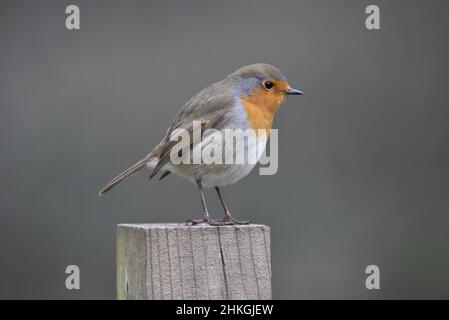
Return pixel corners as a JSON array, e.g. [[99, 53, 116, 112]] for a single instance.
[[99, 63, 303, 225]]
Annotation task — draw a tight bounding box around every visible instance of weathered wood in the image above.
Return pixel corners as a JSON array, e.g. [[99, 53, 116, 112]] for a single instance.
[[117, 223, 271, 300]]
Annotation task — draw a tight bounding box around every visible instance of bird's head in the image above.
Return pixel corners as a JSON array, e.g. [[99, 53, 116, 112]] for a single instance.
[[227, 63, 303, 129]]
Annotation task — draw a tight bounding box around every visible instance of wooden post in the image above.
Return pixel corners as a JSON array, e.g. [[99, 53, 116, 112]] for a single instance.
[[117, 223, 271, 300]]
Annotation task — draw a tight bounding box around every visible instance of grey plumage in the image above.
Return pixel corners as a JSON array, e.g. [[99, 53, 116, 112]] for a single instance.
[[98, 63, 296, 194]]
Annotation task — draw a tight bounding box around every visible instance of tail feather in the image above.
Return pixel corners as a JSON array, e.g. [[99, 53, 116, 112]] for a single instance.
[[98, 158, 147, 196]]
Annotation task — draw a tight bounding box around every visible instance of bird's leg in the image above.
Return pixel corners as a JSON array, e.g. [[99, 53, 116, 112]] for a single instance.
[[187, 180, 222, 226], [214, 186, 250, 225]]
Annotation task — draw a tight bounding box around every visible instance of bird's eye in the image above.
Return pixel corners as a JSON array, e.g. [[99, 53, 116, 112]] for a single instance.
[[263, 81, 274, 90]]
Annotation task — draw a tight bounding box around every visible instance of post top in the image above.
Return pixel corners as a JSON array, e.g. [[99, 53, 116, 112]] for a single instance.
[[117, 223, 270, 231]]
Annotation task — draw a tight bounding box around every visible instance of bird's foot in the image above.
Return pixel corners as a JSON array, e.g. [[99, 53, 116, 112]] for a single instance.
[[186, 218, 228, 226], [219, 214, 251, 225], [186, 216, 250, 226]]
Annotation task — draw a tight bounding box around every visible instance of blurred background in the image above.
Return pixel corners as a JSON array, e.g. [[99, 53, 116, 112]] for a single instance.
[[0, 0, 448, 299]]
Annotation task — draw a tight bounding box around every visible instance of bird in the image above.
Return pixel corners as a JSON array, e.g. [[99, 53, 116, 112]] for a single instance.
[[98, 63, 303, 225]]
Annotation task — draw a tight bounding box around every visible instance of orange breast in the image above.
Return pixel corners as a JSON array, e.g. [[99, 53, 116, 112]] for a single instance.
[[241, 87, 285, 133]]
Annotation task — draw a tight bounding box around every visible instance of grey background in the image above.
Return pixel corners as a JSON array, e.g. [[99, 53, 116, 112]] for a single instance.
[[0, 0, 448, 299]]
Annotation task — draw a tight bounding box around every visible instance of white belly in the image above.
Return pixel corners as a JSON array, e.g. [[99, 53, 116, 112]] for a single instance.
[[166, 129, 268, 187]]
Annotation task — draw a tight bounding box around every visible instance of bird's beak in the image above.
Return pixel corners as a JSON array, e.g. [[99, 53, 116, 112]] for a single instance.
[[284, 87, 303, 95]]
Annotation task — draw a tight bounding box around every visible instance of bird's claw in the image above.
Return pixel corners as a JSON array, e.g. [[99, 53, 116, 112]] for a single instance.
[[186, 215, 250, 226]]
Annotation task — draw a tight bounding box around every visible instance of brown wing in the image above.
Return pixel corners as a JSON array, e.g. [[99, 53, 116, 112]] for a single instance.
[[163, 85, 236, 142], [148, 119, 210, 179], [150, 87, 237, 180]]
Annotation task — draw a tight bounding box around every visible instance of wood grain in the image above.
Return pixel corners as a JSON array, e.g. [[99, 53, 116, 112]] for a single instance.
[[117, 223, 271, 300]]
